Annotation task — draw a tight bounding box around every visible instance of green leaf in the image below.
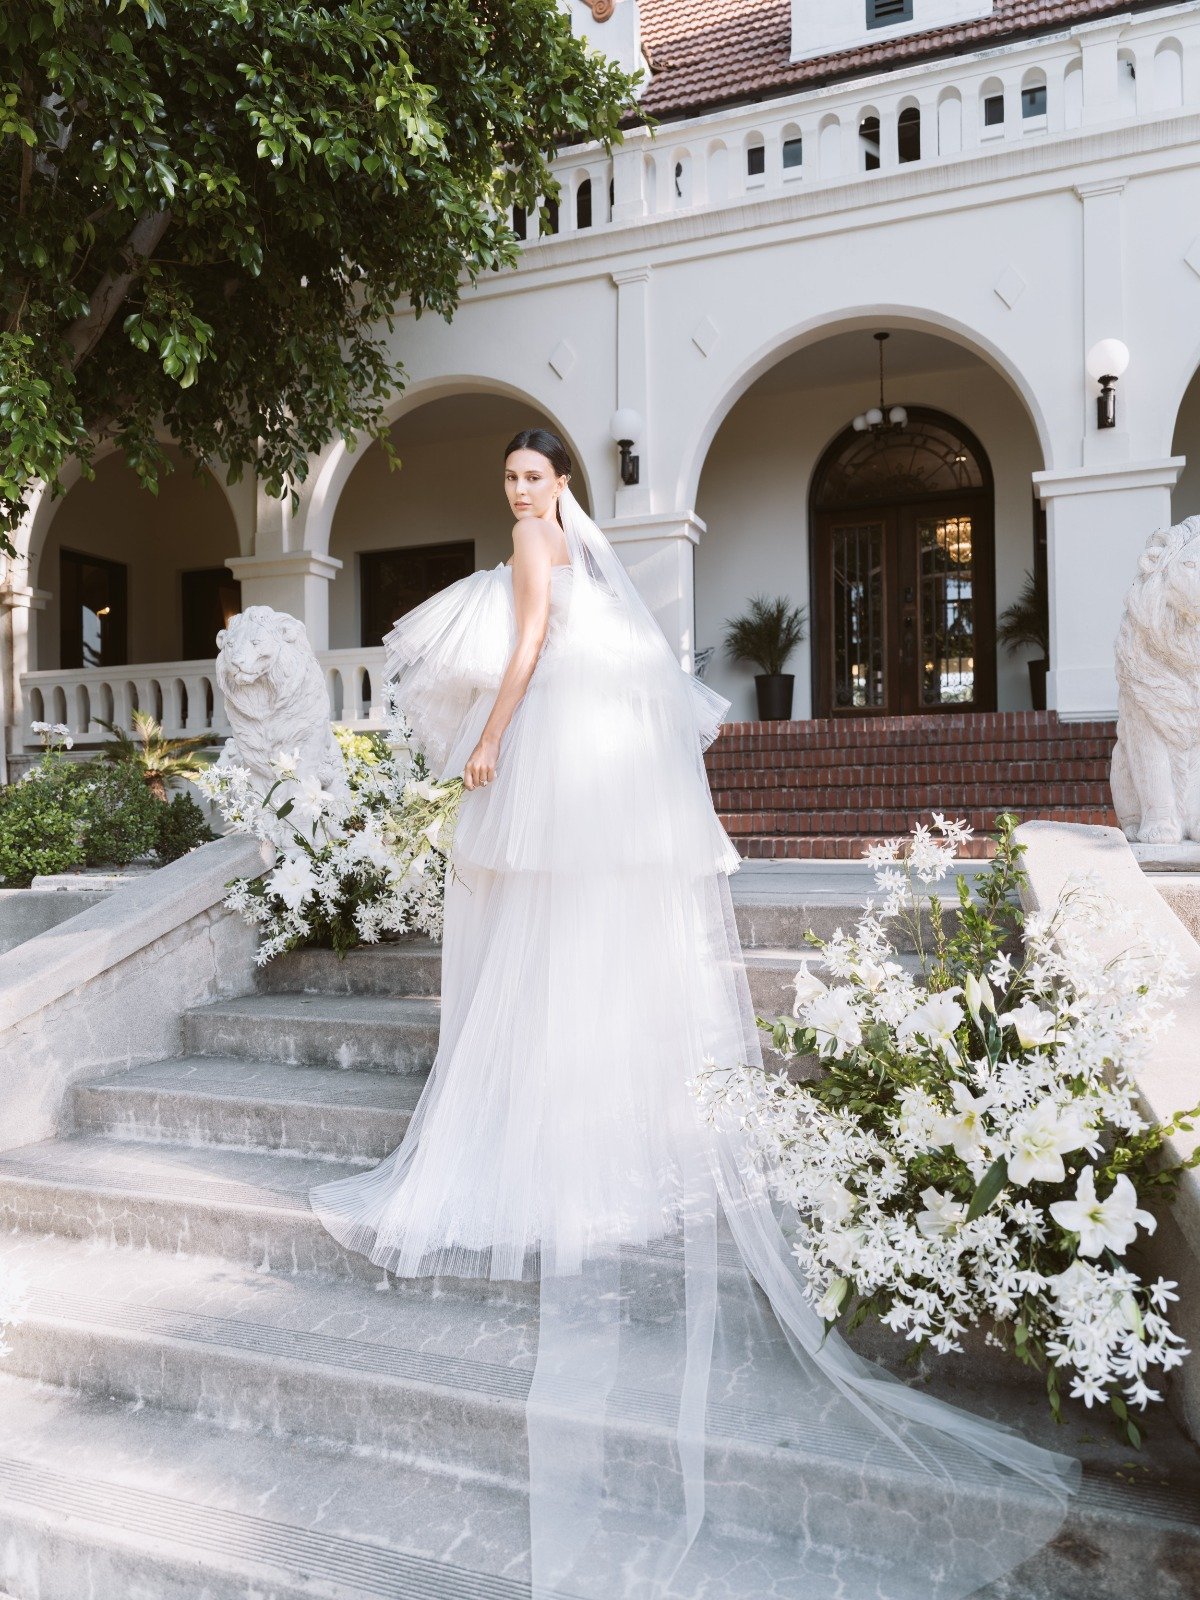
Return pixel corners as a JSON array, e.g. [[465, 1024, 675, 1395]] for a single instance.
[[965, 1155, 1009, 1222]]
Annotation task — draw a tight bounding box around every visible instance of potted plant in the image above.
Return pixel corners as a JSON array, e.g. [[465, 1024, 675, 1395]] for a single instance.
[[997, 570, 1050, 711], [723, 595, 808, 720]]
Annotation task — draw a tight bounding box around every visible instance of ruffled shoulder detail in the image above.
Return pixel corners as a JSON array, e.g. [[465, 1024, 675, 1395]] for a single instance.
[[383, 565, 516, 775]]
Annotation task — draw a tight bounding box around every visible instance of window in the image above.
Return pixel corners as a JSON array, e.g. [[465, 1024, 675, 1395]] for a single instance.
[[866, 0, 912, 24], [60, 548, 127, 670], [512, 204, 527, 240], [783, 136, 803, 169], [746, 144, 765, 177], [576, 178, 592, 230], [543, 196, 559, 235], [859, 115, 881, 171], [1021, 84, 1047, 118], [181, 567, 242, 661], [983, 94, 1004, 127], [360, 542, 475, 650], [897, 106, 921, 163]]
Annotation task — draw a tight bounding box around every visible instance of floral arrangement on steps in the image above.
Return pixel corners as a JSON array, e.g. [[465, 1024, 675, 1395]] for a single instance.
[[694, 813, 1200, 1442], [195, 687, 464, 962]]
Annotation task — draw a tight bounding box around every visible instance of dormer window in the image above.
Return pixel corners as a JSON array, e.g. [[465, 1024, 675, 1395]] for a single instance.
[[866, 0, 913, 26]]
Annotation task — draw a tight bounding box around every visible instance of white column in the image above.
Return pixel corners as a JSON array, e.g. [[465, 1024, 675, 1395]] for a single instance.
[[605, 513, 704, 671], [612, 265, 653, 520], [1076, 177, 1129, 466], [1, 583, 49, 784], [224, 552, 342, 652], [1079, 27, 1123, 127], [1033, 459, 1185, 719]]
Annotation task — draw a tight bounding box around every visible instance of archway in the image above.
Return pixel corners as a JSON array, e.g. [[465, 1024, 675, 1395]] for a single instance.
[[809, 407, 996, 716]]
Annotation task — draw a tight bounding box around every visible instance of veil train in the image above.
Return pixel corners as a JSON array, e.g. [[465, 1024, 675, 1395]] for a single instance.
[[310, 482, 1081, 1599]]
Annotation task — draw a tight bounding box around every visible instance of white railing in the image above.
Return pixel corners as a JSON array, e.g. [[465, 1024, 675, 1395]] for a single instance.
[[514, 8, 1200, 239], [19, 647, 389, 747]]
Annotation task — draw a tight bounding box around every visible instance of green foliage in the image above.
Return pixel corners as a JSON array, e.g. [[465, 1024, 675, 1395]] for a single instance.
[[0, 770, 84, 883], [1, 0, 647, 552], [67, 761, 161, 865], [154, 789, 214, 862], [997, 569, 1050, 658], [722, 595, 809, 676], [96, 708, 215, 800], [0, 751, 165, 882]]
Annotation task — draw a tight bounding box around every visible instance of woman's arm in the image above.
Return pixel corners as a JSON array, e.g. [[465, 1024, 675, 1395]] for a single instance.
[[463, 520, 556, 790]]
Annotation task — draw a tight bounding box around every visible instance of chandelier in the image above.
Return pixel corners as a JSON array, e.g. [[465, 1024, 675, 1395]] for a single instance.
[[851, 331, 908, 434]]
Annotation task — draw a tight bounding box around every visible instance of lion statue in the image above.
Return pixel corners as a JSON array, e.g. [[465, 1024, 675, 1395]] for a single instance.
[[1110, 514, 1200, 845], [215, 607, 349, 839]]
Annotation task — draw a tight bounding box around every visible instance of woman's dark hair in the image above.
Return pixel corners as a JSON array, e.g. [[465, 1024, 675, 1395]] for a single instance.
[[503, 428, 572, 527]]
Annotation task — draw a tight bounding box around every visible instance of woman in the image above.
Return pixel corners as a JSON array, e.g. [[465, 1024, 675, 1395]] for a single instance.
[[309, 429, 1079, 1599]]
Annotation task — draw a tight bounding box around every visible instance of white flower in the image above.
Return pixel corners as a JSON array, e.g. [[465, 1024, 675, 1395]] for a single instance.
[[423, 817, 444, 847], [806, 990, 862, 1059], [270, 748, 300, 778], [812, 1178, 857, 1224], [290, 776, 330, 828], [897, 992, 964, 1060], [267, 855, 317, 912], [816, 1277, 850, 1321], [790, 965, 828, 1016], [1049, 1167, 1157, 1258], [999, 1000, 1058, 1050], [931, 1081, 994, 1162], [823, 1225, 867, 1273], [29, 720, 49, 733], [916, 1186, 967, 1238], [1006, 1099, 1091, 1187], [963, 972, 996, 1029], [406, 778, 450, 803], [987, 950, 1015, 989]]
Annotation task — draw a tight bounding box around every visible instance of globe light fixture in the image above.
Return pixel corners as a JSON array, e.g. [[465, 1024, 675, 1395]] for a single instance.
[[850, 332, 908, 436], [1085, 338, 1130, 430], [610, 407, 644, 485]]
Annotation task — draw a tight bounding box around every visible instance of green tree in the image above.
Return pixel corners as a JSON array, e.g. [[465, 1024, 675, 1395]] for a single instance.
[[0, 0, 645, 554]]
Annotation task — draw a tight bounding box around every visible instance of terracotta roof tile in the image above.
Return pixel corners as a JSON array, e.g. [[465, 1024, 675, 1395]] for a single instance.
[[626, 0, 1184, 121]]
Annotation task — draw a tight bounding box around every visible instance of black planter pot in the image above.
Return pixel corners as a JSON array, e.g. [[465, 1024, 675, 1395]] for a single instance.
[[755, 673, 794, 720], [1028, 658, 1048, 712]]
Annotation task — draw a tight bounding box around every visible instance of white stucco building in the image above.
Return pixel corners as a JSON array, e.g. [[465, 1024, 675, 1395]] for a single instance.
[[6, 0, 1200, 775]]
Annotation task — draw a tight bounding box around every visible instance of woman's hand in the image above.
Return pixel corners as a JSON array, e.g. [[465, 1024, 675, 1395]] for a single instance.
[[464, 734, 501, 790]]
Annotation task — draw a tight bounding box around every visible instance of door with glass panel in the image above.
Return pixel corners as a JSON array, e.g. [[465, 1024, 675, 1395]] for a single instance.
[[810, 409, 996, 717]]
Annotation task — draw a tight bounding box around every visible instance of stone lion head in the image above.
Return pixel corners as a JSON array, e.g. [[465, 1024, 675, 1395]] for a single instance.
[[217, 607, 312, 694], [1131, 514, 1200, 626]]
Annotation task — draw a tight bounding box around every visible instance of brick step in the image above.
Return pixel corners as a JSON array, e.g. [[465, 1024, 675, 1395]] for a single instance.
[[719, 806, 1116, 838], [705, 761, 1113, 786], [735, 835, 1003, 859], [707, 713, 1116, 748], [711, 785, 1110, 810], [705, 738, 1117, 769]]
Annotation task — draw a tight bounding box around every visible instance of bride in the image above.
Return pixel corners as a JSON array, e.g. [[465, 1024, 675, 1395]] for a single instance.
[[309, 428, 1080, 1599]]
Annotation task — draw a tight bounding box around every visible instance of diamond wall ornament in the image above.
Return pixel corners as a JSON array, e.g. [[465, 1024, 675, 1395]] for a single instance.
[[548, 340, 576, 380], [993, 265, 1027, 309], [691, 316, 719, 358]]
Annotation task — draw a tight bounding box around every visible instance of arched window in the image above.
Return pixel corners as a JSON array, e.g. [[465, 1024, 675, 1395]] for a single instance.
[[859, 111, 881, 170], [1155, 40, 1184, 109], [576, 177, 592, 230], [897, 104, 921, 163]]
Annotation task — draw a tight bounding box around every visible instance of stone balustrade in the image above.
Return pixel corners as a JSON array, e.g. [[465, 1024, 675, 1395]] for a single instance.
[[20, 646, 390, 746], [515, 9, 1199, 239]]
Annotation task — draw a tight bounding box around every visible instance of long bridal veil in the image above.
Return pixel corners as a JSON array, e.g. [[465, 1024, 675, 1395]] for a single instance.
[[314, 480, 1081, 1599]]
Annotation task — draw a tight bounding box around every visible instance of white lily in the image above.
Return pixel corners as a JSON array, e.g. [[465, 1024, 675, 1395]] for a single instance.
[[916, 1186, 967, 1238], [963, 972, 996, 1030], [1048, 1167, 1157, 1258], [270, 748, 300, 778], [999, 1000, 1058, 1050], [790, 965, 828, 1017], [816, 1277, 850, 1321], [812, 1178, 858, 1224], [1006, 1099, 1090, 1187], [931, 1081, 994, 1162], [806, 990, 862, 1059], [268, 855, 317, 913], [897, 991, 965, 1061]]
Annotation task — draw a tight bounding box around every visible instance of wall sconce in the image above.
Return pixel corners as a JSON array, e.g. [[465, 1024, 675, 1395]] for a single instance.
[[1086, 338, 1130, 430], [610, 407, 644, 486]]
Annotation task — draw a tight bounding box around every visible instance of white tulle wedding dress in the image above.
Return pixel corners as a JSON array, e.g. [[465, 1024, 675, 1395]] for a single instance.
[[309, 485, 1080, 1600]]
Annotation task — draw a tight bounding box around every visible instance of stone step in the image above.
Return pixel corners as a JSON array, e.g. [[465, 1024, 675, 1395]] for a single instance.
[[259, 937, 444, 998], [183, 992, 441, 1073], [71, 1057, 426, 1161], [0, 1369, 533, 1600], [1, 1234, 1197, 1583]]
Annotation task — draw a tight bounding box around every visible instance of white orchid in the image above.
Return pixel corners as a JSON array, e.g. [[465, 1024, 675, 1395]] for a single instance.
[[1006, 1099, 1091, 1187], [931, 1081, 994, 1162], [916, 1186, 967, 1239], [1049, 1167, 1157, 1258], [1000, 1000, 1058, 1050], [806, 989, 862, 1059]]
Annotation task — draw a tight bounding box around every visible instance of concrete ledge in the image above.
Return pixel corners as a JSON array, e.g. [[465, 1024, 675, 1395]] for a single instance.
[[0, 834, 266, 1153], [1015, 820, 1200, 1439]]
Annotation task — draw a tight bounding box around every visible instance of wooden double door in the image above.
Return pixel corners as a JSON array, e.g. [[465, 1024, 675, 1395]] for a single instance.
[[812, 494, 995, 718]]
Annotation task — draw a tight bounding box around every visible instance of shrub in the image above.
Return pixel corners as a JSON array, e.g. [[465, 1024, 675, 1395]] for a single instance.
[[155, 792, 215, 863], [0, 776, 85, 885]]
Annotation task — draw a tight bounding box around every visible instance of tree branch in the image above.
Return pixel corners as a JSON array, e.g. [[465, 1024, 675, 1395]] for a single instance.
[[63, 208, 173, 370]]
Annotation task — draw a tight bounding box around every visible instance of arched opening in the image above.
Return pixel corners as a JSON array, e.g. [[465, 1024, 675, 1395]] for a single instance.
[[575, 176, 592, 230], [1155, 40, 1184, 109], [858, 110, 881, 170], [328, 392, 592, 652], [897, 103, 921, 163], [809, 409, 995, 716]]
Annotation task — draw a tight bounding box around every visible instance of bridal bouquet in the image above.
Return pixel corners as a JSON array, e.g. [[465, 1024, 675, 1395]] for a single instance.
[[197, 688, 463, 961], [694, 815, 1200, 1440]]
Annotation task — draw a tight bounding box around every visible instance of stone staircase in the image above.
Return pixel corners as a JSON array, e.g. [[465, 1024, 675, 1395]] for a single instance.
[[0, 869, 1196, 1599], [707, 711, 1119, 858]]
